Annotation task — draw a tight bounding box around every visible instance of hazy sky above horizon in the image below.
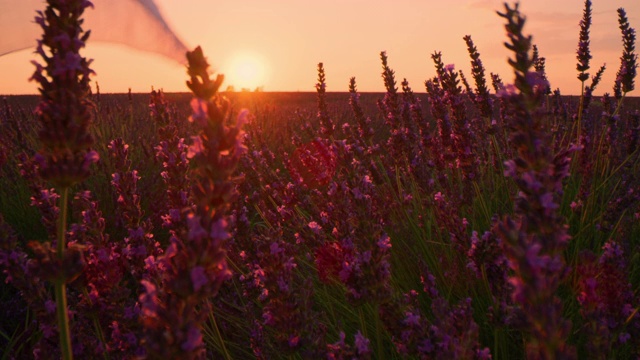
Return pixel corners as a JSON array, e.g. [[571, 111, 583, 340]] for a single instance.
[[0, 0, 638, 96]]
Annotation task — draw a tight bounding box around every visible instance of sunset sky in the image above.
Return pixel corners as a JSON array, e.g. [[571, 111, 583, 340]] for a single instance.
[[0, 0, 638, 95]]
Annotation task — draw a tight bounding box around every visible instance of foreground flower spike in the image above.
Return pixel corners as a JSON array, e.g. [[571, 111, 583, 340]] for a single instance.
[[140, 46, 247, 359], [29, 1, 98, 358], [31, 0, 99, 188], [498, 3, 537, 104], [186, 46, 224, 100], [496, 3, 577, 359]]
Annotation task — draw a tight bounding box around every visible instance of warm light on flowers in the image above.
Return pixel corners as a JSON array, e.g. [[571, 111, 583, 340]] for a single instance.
[[1, 1, 639, 359]]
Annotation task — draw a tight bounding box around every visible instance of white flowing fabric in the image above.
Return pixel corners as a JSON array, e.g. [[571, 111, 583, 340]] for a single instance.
[[0, 0, 188, 64]]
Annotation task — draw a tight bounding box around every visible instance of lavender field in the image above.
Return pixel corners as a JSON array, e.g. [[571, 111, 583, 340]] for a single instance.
[[1, 0, 640, 359]]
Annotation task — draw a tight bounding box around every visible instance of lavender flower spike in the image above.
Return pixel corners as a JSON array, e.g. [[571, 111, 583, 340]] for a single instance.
[[496, 3, 577, 359], [141, 46, 247, 359], [464, 35, 492, 117], [576, 0, 592, 82], [615, 8, 637, 94], [31, 0, 99, 188], [29, 1, 98, 358]]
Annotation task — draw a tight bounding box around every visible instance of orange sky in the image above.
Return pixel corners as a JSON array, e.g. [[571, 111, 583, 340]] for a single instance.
[[0, 0, 638, 95]]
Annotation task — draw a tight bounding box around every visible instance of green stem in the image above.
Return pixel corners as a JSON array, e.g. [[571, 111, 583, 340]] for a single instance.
[[55, 187, 73, 360], [374, 306, 384, 360], [613, 92, 627, 117], [577, 83, 585, 143], [358, 307, 367, 339], [207, 300, 232, 360], [570, 82, 586, 175], [81, 287, 108, 360]]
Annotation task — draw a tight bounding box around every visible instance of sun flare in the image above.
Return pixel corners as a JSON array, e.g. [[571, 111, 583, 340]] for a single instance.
[[225, 52, 268, 91]]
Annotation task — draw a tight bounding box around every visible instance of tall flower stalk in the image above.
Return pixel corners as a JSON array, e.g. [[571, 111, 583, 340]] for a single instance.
[[613, 8, 637, 112], [575, 0, 592, 142], [139, 46, 247, 359], [576, 0, 592, 84], [496, 3, 577, 358], [316, 63, 335, 139], [464, 35, 492, 118], [29, 1, 98, 358]]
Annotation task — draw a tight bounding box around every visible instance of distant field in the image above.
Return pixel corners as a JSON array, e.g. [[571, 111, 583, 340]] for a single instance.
[[2, 85, 640, 358]]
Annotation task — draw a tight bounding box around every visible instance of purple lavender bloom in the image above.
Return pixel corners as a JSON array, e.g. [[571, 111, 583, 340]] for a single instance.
[[495, 4, 577, 358], [182, 324, 204, 352], [326, 331, 372, 360], [576, 0, 593, 82], [140, 47, 244, 359], [575, 240, 639, 357], [308, 221, 322, 234], [190, 266, 208, 292], [464, 35, 493, 117], [615, 8, 637, 94], [316, 63, 335, 138], [354, 331, 371, 356], [188, 98, 209, 126], [30, 0, 98, 188]]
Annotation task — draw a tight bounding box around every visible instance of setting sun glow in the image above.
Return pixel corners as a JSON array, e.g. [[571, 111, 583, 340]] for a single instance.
[[225, 52, 268, 91], [0, 0, 638, 95]]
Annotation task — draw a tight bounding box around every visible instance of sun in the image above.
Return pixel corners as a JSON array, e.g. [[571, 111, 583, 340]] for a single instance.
[[225, 52, 268, 91]]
